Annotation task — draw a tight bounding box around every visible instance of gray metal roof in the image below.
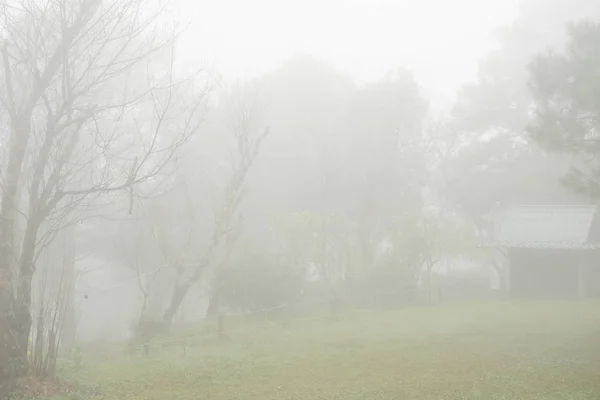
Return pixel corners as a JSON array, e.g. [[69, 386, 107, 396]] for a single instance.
[[493, 205, 600, 249]]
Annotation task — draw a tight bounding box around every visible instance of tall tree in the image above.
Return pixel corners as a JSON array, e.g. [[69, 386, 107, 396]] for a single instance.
[[455, 0, 600, 136], [339, 68, 428, 275], [245, 55, 355, 219], [0, 0, 206, 390], [528, 20, 600, 197], [448, 0, 600, 224], [441, 0, 600, 291]]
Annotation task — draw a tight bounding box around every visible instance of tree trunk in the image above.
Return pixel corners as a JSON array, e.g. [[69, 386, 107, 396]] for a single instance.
[[163, 252, 215, 325], [162, 282, 191, 324], [0, 275, 13, 397], [492, 261, 508, 296], [33, 314, 44, 377], [0, 119, 32, 392], [205, 291, 225, 339], [488, 249, 508, 297], [205, 292, 219, 318], [59, 226, 76, 356], [11, 220, 39, 376], [12, 291, 32, 376]]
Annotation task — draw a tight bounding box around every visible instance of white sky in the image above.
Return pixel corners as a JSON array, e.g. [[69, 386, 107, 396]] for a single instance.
[[176, 0, 519, 106]]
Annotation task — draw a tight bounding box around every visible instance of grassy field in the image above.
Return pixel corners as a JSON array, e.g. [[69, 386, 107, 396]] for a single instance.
[[19, 301, 600, 400]]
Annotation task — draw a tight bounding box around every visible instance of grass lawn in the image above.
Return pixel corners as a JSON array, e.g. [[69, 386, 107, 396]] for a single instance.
[[19, 301, 600, 400]]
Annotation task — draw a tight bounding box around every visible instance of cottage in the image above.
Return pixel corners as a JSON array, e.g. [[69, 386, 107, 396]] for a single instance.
[[493, 205, 600, 299]]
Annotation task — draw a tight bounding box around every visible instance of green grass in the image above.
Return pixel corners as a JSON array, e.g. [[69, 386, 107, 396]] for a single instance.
[[21, 301, 600, 400]]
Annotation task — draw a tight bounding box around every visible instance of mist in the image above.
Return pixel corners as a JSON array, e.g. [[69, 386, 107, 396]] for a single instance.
[[1, 0, 600, 399]]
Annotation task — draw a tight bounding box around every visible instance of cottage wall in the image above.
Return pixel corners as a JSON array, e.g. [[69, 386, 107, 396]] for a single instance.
[[509, 248, 579, 298]]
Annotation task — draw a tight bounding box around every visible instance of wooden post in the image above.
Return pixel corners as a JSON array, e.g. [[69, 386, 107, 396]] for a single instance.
[[577, 262, 586, 299], [505, 253, 511, 299]]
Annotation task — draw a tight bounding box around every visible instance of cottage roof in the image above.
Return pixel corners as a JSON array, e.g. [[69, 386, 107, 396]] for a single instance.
[[494, 205, 600, 249]]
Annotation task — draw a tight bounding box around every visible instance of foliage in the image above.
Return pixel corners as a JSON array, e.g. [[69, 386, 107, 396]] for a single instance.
[[448, 0, 600, 223], [454, 0, 600, 136], [340, 69, 428, 219], [219, 249, 305, 313], [528, 20, 600, 197], [438, 2, 600, 295], [272, 211, 352, 281]]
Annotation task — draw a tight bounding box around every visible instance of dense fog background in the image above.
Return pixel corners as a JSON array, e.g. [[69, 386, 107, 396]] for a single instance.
[[1, 1, 600, 389], [63, 0, 600, 342]]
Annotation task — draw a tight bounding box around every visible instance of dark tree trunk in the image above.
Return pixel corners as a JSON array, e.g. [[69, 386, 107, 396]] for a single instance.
[[205, 293, 219, 318], [32, 309, 45, 377], [0, 120, 32, 392], [0, 281, 13, 398], [12, 293, 32, 376], [163, 256, 213, 325], [205, 291, 225, 339], [0, 275, 13, 397], [162, 282, 191, 324], [10, 219, 40, 376], [489, 249, 508, 297]]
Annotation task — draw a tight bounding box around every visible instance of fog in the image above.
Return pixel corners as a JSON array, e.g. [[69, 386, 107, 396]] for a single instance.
[[1, 0, 600, 398], [177, 0, 519, 107]]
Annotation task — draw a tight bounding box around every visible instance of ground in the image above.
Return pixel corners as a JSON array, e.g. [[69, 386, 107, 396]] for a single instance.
[[16, 301, 600, 400]]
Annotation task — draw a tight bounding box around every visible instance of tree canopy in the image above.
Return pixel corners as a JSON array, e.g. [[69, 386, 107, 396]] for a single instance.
[[528, 20, 600, 197]]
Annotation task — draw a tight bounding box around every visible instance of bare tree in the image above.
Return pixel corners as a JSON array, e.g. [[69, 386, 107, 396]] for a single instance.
[[162, 82, 268, 325], [0, 0, 207, 390], [114, 221, 156, 325]]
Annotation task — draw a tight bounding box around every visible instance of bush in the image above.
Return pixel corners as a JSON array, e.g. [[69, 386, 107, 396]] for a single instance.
[[219, 252, 305, 313], [348, 263, 417, 308]]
